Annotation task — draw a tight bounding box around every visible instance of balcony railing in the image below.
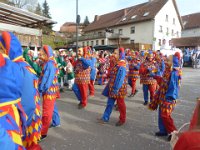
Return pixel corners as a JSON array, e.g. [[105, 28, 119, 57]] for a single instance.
[[71, 32, 130, 42], [71, 33, 106, 42]]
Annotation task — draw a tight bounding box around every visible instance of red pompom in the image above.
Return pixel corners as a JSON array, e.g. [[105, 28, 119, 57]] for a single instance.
[[119, 47, 124, 53], [43, 45, 49, 57], [135, 51, 139, 56], [174, 52, 181, 60], [0, 53, 5, 67]]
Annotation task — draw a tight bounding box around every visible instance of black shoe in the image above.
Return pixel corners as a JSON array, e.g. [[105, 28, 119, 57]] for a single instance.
[[167, 134, 172, 141], [128, 94, 134, 97], [97, 118, 108, 124], [39, 135, 47, 142], [49, 124, 61, 128], [143, 101, 148, 105], [78, 104, 85, 109], [114, 104, 119, 111], [134, 90, 138, 95], [115, 121, 125, 127], [155, 132, 168, 137]]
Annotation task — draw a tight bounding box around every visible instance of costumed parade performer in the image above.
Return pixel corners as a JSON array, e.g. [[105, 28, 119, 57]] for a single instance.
[[88, 47, 97, 97], [139, 51, 157, 105], [128, 51, 140, 97], [1, 31, 42, 149], [72, 47, 91, 109], [38, 45, 60, 140], [0, 38, 26, 150], [149, 52, 182, 141], [99, 48, 128, 126]]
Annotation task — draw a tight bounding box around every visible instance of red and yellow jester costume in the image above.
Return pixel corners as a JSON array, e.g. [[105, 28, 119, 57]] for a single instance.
[[139, 52, 157, 105], [39, 45, 60, 138], [128, 51, 140, 97], [73, 47, 91, 109], [0, 31, 42, 149], [0, 48, 26, 149], [149, 53, 182, 138], [101, 48, 128, 126]]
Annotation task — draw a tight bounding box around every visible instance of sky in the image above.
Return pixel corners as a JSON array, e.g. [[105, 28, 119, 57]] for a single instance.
[[38, 0, 200, 31]]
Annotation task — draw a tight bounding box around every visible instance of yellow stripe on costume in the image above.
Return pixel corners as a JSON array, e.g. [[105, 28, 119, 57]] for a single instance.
[[26, 66, 37, 75], [11, 131, 23, 146], [12, 56, 24, 62], [11, 104, 20, 127], [0, 98, 20, 107]]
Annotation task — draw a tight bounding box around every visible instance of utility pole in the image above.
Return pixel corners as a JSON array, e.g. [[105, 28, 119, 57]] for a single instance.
[[76, 0, 79, 59]]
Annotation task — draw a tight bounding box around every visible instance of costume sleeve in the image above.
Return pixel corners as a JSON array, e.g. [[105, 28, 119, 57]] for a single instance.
[[134, 63, 140, 70], [165, 70, 179, 101], [80, 58, 91, 69], [156, 61, 165, 76], [112, 66, 126, 93], [39, 61, 56, 93], [174, 133, 188, 150]]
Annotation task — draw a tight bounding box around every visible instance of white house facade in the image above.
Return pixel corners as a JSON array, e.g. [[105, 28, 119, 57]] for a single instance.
[[74, 0, 182, 50]]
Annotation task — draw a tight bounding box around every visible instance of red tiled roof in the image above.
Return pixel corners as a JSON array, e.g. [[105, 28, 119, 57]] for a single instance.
[[182, 12, 200, 30], [83, 0, 168, 32], [172, 37, 200, 47]]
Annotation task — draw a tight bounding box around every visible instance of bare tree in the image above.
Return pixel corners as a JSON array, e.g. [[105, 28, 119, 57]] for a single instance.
[[9, 0, 37, 9]]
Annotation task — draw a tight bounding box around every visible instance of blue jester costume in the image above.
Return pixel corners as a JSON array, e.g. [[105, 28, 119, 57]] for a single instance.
[[149, 52, 182, 136], [0, 51, 25, 150], [88, 49, 97, 96], [0, 31, 42, 149], [39, 45, 60, 137], [101, 48, 128, 125]]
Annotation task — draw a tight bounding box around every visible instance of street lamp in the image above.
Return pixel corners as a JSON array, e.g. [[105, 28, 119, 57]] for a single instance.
[[76, 0, 80, 59]]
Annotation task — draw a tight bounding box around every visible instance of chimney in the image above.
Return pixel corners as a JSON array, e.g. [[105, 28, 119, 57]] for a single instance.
[[124, 8, 127, 16], [94, 15, 100, 22]]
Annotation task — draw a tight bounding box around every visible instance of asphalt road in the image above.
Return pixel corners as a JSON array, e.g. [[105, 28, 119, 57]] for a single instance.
[[41, 68, 200, 150]]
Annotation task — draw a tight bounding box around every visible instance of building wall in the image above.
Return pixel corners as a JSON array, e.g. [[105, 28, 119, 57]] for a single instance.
[[77, 0, 182, 50], [182, 28, 200, 37], [153, 0, 182, 50], [78, 21, 154, 48]]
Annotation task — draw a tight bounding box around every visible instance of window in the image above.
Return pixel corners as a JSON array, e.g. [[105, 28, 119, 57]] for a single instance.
[[96, 40, 99, 45], [101, 40, 104, 45], [166, 27, 169, 35], [166, 15, 168, 22], [159, 39, 161, 46], [143, 12, 149, 17], [91, 41, 94, 46], [121, 17, 126, 22], [171, 29, 174, 36], [169, 40, 172, 46], [98, 32, 102, 36], [159, 26, 163, 32], [131, 26, 135, 34], [176, 31, 179, 37], [131, 15, 137, 19], [173, 18, 175, 25], [130, 40, 135, 44], [87, 41, 89, 46], [162, 39, 166, 45], [82, 42, 85, 46], [119, 29, 123, 35]]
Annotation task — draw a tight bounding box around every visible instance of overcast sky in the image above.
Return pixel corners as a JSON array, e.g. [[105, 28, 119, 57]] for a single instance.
[[38, 0, 200, 31]]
